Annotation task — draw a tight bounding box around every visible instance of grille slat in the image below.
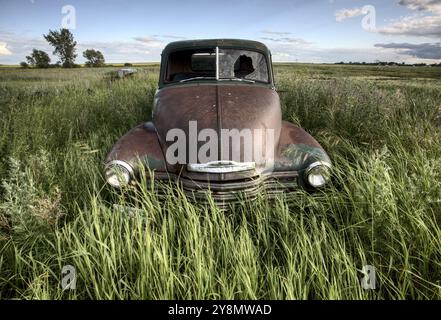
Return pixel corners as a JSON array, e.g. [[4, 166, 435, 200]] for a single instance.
[[147, 172, 299, 204]]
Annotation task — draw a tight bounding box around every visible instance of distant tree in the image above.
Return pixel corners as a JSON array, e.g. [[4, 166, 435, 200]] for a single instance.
[[44, 28, 77, 68], [124, 62, 133, 67], [25, 49, 51, 68], [20, 61, 29, 68], [83, 49, 105, 67]]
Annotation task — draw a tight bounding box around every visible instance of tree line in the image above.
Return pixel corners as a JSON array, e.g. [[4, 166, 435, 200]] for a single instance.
[[21, 28, 105, 68], [334, 61, 441, 67]]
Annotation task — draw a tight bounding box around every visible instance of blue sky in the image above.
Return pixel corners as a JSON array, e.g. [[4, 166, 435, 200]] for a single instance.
[[0, 0, 440, 64]]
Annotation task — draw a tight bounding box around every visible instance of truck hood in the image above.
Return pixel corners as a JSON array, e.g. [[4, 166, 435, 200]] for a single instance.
[[153, 83, 282, 174]]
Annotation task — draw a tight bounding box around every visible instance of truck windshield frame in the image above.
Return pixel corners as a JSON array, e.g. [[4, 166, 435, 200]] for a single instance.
[[164, 46, 270, 84]]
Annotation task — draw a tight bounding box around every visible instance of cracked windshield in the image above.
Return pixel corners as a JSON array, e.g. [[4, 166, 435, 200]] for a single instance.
[[166, 48, 269, 83]]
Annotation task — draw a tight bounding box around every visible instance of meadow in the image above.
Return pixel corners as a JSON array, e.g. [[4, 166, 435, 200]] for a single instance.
[[0, 63, 440, 299]]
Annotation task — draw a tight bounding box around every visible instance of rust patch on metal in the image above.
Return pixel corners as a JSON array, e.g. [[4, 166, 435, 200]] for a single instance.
[[106, 122, 166, 172], [275, 121, 330, 171], [153, 83, 281, 179]]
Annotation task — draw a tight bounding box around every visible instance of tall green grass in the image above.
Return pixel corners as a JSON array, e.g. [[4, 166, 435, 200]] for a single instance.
[[0, 65, 440, 299]]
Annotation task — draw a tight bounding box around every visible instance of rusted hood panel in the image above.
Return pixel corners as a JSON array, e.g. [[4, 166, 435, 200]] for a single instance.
[[153, 84, 282, 171]]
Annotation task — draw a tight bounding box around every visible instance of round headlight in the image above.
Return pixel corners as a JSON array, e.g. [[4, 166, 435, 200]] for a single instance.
[[104, 161, 133, 188], [304, 161, 331, 188]]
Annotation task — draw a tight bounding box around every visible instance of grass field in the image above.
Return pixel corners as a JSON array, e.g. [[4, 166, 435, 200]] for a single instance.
[[0, 63, 440, 299]]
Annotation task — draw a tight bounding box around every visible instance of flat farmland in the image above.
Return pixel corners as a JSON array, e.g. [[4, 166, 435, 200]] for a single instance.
[[0, 64, 440, 299]]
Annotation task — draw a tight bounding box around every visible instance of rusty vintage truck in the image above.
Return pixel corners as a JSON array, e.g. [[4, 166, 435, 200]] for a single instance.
[[104, 39, 331, 204]]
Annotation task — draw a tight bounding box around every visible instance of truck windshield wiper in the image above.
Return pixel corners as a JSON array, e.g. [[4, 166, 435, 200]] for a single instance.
[[179, 76, 216, 83], [219, 78, 256, 84]]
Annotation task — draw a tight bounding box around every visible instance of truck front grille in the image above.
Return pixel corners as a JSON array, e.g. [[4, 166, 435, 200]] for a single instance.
[[150, 172, 299, 204]]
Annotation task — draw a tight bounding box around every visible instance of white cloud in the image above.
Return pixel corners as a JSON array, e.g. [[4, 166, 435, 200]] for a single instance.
[[0, 31, 167, 64], [376, 0, 441, 38], [2, 27, 440, 65], [78, 39, 164, 62], [153, 34, 187, 40], [267, 40, 440, 64], [0, 42, 12, 55], [377, 13, 441, 37], [272, 52, 291, 58], [0, 31, 51, 63], [132, 36, 163, 47], [261, 37, 312, 46], [398, 0, 441, 13], [335, 7, 364, 22], [260, 31, 312, 46], [261, 30, 293, 36]]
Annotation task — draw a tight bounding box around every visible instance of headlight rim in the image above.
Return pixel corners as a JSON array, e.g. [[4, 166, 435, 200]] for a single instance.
[[104, 160, 134, 188], [304, 160, 332, 188]]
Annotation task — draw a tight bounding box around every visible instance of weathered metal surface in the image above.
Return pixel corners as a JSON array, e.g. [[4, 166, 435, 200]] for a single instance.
[[117, 68, 137, 78], [144, 172, 299, 205], [274, 121, 331, 172], [153, 83, 281, 179], [104, 39, 331, 202], [105, 122, 166, 173]]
